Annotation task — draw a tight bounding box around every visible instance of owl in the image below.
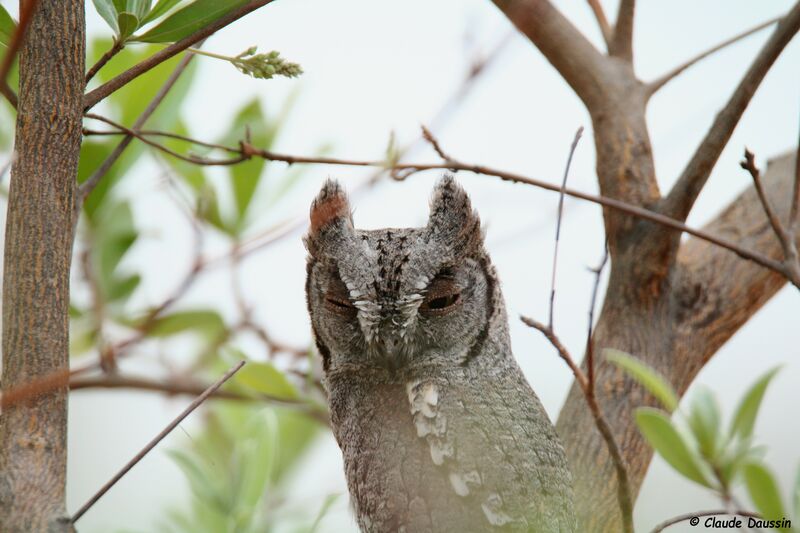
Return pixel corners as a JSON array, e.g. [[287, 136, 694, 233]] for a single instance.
[[305, 176, 576, 532]]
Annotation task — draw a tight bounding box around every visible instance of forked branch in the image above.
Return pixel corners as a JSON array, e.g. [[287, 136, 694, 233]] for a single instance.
[[664, 1, 800, 221], [647, 16, 781, 95]]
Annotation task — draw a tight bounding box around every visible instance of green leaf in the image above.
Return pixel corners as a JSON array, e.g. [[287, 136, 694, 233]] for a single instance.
[[743, 461, 788, 526], [147, 310, 226, 339], [167, 449, 228, 511], [142, 0, 184, 25], [117, 12, 140, 40], [687, 386, 721, 460], [107, 272, 141, 302], [635, 407, 712, 488], [236, 361, 297, 399], [92, 0, 120, 34], [219, 99, 268, 228], [730, 366, 781, 441], [237, 409, 277, 510], [0, 5, 16, 48], [272, 408, 319, 482], [133, 0, 251, 43], [606, 349, 679, 412]]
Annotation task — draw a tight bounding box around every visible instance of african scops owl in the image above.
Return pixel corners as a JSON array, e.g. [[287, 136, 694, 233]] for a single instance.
[[305, 176, 576, 532]]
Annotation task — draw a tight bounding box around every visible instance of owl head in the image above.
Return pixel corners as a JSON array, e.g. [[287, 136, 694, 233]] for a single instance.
[[305, 176, 500, 378]]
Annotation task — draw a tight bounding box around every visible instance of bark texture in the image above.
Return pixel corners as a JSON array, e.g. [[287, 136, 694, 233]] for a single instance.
[[0, 1, 84, 531], [492, 0, 800, 530]]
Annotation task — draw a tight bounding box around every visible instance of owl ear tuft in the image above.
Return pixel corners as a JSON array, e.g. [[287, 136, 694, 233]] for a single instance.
[[426, 174, 483, 254], [309, 179, 353, 234], [306, 179, 354, 256]]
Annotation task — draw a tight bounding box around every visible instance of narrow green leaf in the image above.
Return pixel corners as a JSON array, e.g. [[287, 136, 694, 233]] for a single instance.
[[147, 310, 225, 339], [743, 461, 788, 526], [606, 349, 679, 412], [132, 0, 250, 43], [167, 449, 227, 511], [92, 0, 120, 34], [128, 0, 152, 20], [730, 367, 781, 441], [0, 5, 16, 48], [236, 361, 297, 399], [687, 386, 721, 460], [142, 0, 184, 25], [635, 407, 712, 488]]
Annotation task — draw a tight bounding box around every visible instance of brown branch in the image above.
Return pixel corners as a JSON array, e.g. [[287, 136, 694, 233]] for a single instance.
[[520, 317, 633, 533], [586, 0, 612, 50], [84, 39, 125, 86], [490, 0, 609, 108], [78, 47, 199, 205], [0, 0, 43, 107], [650, 510, 761, 533], [792, 117, 800, 234], [83, 0, 275, 110], [740, 149, 800, 287], [609, 0, 635, 62], [549, 127, 583, 329], [585, 244, 609, 398], [69, 360, 246, 523], [84, 123, 790, 277], [646, 16, 781, 95], [84, 113, 248, 166], [663, 1, 800, 221]]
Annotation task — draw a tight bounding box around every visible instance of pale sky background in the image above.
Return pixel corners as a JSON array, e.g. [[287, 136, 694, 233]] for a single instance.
[[2, 1, 800, 532]]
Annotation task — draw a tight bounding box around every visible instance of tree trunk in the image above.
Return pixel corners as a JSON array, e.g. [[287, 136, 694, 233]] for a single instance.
[[0, 1, 84, 531]]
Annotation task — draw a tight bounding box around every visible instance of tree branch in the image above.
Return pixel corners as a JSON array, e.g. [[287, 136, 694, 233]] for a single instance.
[[83, 0, 276, 110], [609, 0, 635, 62], [740, 148, 800, 287], [586, 0, 613, 50], [84, 39, 125, 86], [70, 361, 246, 523], [663, 1, 800, 221], [521, 317, 633, 533], [84, 122, 789, 276], [646, 16, 781, 95], [78, 47, 199, 205], [676, 151, 798, 365], [490, 0, 610, 108], [0, 0, 43, 108]]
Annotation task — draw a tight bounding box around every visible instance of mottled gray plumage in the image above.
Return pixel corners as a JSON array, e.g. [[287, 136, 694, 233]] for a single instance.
[[305, 176, 576, 532]]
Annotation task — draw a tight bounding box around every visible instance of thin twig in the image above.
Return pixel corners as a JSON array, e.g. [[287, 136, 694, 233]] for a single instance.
[[663, 1, 800, 221], [84, 113, 248, 166], [520, 316, 634, 533], [0, 0, 43, 107], [587, 0, 613, 50], [70, 360, 246, 523], [647, 16, 781, 95], [421, 125, 454, 162], [82, 121, 790, 277], [650, 510, 761, 533], [79, 46, 200, 204], [791, 112, 800, 235], [609, 0, 635, 62], [585, 243, 609, 397], [85, 39, 125, 86], [84, 0, 276, 110], [740, 148, 800, 286], [549, 127, 583, 329]]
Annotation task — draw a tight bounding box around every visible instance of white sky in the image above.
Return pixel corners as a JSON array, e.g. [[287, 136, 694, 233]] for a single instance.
[[2, 1, 799, 531]]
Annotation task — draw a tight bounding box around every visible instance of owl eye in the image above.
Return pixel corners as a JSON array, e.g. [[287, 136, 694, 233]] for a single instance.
[[421, 275, 461, 315], [324, 276, 357, 316]]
